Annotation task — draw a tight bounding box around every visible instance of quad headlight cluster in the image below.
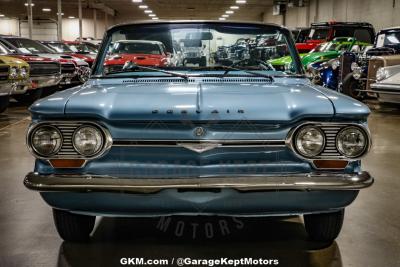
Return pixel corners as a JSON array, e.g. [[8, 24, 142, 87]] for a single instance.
[[9, 66, 29, 79], [28, 123, 110, 159], [292, 124, 370, 159]]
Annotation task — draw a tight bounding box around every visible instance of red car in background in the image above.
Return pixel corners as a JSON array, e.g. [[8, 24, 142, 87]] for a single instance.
[[104, 40, 171, 73], [295, 22, 375, 53], [40, 41, 95, 67]]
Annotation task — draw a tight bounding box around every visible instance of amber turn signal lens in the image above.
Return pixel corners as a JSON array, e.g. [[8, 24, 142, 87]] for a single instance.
[[49, 159, 86, 168], [313, 160, 349, 169]]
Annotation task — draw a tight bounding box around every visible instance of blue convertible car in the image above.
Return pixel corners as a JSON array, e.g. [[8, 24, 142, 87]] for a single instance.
[[24, 21, 373, 242]]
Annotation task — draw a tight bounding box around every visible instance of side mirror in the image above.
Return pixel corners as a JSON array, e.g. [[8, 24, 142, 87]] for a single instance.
[[166, 52, 173, 58]]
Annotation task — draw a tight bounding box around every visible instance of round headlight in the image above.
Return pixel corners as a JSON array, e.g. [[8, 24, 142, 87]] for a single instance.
[[331, 59, 340, 70], [376, 67, 388, 81], [31, 126, 62, 157], [20, 67, 28, 78], [336, 126, 368, 158], [9, 67, 18, 79], [295, 126, 325, 157], [350, 62, 359, 71], [353, 67, 362, 80], [73, 126, 103, 156]]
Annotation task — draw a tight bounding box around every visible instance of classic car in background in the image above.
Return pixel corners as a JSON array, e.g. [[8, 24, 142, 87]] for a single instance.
[[24, 21, 373, 243], [291, 27, 311, 44], [269, 37, 370, 72], [64, 41, 98, 59], [0, 41, 61, 104], [0, 36, 90, 87], [0, 55, 29, 113], [40, 41, 95, 67], [339, 26, 400, 99], [104, 40, 172, 73], [370, 64, 400, 103], [296, 22, 375, 53]]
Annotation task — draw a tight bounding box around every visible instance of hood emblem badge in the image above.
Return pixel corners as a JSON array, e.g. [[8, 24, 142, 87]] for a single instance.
[[178, 142, 220, 153], [194, 127, 206, 137]]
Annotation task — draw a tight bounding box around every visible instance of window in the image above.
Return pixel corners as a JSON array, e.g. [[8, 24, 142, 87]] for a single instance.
[[309, 28, 329, 40], [354, 29, 373, 43], [333, 28, 355, 38]]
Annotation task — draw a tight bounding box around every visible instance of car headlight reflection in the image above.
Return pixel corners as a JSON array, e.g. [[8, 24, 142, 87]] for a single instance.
[[295, 126, 325, 158], [31, 126, 62, 157], [336, 126, 368, 158], [9, 67, 18, 79], [376, 67, 389, 81], [73, 126, 104, 156], [20, 67, 28, 78]]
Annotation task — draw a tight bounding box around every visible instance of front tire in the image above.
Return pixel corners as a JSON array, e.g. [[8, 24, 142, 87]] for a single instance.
[[303, 209, 344, 242], [13, 88, 43, 105], [342, 75, 364, 100], [0, 95, 9, 113], [53, 209, 96, 242]]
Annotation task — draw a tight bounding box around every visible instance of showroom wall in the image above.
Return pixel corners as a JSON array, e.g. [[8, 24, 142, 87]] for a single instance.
[[263, 0, 400, 31], [0, 14, 110, 41]]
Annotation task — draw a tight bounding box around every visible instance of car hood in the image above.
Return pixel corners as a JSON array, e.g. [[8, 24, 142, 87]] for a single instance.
[[30, 77, 369, 122], [301, 51, 339, 66], [0, 55, 29, 66], [36, 53, 88, 66]]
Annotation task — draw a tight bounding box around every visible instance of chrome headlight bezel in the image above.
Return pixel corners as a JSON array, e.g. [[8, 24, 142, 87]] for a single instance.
[[336, 126, 369, 158], [29, 125, 63, 157], [9, 67, 18, 79], [72, 125, 104, 157], [20, 67, 29, 78], [376, 67, 389, 81], [294, 126, 326, 158]]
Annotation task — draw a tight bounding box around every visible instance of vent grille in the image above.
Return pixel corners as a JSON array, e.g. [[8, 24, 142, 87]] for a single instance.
[[0, 65, 9, 81], [61, 63, 76, 74], [122, 78, 272, 84], [57, 123, 81, 157], [30, 62, 60, 77], [320, 125, 342, 157]]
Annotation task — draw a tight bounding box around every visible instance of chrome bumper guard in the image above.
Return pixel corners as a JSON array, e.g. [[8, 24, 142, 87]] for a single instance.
[[24, 171, 374, 194]]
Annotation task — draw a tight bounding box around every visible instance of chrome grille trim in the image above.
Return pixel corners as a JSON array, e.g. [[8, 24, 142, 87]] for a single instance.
[[286, 122, 371, 161], [26, 121, 112, 161], [113, 139, 286, 147]]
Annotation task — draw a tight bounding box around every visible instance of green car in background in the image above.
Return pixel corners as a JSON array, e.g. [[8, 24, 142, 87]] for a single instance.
[[269, 37, 371, 71]]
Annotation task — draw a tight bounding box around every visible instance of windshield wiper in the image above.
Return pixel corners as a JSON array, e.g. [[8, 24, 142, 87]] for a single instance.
[[106, 61, 190, 80], [219, 64, 274, 81]]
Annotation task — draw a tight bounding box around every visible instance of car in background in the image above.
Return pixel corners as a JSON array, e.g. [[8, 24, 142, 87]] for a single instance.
[[24, 21, 373, 243], [0, 36, 90, 87], [0, 41, 61, 104], [64, 41, 98, 58], [40, 41, 95, 67], [75, 37, 102, 47], [104, 40, 171, 73], [296, 22, 375, 53], [291, 27, 310, 43], [370, 65, 400, 103], [0, 55, 30, 112], [339, 26, 400, 99]]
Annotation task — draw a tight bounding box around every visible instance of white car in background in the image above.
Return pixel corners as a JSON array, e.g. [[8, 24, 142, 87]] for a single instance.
[[371, 65, 400, 104]]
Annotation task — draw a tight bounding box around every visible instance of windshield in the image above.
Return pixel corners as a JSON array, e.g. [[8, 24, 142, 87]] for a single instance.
[[309, 28, 329, 40], [95, 22, 301, 76], [376, 32, 400, 48], [67, 43, 98, 54], [44, 43, 74, 53], [6, 38, 53, 54]]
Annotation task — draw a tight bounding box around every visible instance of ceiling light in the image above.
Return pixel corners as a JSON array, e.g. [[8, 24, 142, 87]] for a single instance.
[[222, 14, 229, 17], [56, 12, 64, 15], [0, 14, 4, 17], [219, 17, 226, 21], [42, 8, 51, 12], [24, 3, 35, 6], [152, 17, 159, 20], [236, 0, 247, 3], [132, 0, 142, 2], [144, 10, 152, 13], [68, 16, 75, 19], [138, 5, 148, 9], [226, 10, 234, 14], [149, 14, 156, 17], [230, 6, 239, 9]]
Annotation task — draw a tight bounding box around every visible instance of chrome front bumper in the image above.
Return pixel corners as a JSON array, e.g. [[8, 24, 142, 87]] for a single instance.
[[0, 80, 29, 96], [28, 75, 62, 90], [24, 171, 374, 194]]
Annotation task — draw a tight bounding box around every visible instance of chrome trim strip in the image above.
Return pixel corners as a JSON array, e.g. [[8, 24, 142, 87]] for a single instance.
[[112, 139, 286, 147], [24, 171, 374, 193]]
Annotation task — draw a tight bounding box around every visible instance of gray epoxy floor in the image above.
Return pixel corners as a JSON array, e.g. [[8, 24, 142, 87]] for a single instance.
[[0, 101, 399, 267]]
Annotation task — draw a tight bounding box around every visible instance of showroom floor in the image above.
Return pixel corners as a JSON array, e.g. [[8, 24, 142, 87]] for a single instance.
[[0, 101, 399, 267]]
